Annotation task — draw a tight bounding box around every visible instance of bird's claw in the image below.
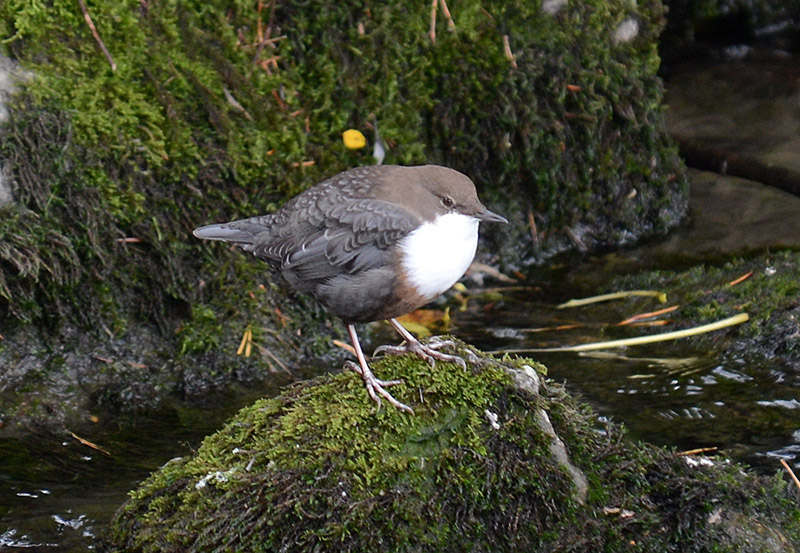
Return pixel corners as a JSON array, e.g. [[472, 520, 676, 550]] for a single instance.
[[344, 361, 414, 414], [373, 336, 468, 371]]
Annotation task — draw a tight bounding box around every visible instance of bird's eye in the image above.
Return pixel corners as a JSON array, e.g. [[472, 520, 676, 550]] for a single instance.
[[441, 196, 455, 208]]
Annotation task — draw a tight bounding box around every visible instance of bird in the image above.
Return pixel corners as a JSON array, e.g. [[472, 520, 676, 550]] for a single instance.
[[193, 164, 507, 413]]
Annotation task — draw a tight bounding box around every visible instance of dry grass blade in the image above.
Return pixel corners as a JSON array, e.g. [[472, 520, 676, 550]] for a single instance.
[[237, 327, 253, 356], [253, 342, 290, 373], [677, 446, 718, 456], [496, 313, 749, 353], [468, 261, 517, 283], [558, 290, 667, 308], [522, 323, 586, 334]]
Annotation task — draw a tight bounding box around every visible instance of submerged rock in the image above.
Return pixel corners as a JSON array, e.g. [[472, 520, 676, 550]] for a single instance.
[[102, 344, 799, 552]]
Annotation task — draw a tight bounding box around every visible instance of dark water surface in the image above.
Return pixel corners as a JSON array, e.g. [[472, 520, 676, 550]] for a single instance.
[[0, 382, 303, 551], [1, 409, 227, 550]]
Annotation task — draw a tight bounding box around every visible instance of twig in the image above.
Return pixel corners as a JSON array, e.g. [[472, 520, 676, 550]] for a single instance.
[[252, 0, 278, 68], [333, 339, 356, 356], [502, 35, 517, 69], [271, 89, 288, 109], [780, 458, 800, 491], [728, 270, 753, 286], [223, 88, 254, 120], [77, 0, 116, 72], [527, 208, 539, 247], [69, 431, 111, 456], [565, 226, 587, 251], [617, 305, 679, 326]]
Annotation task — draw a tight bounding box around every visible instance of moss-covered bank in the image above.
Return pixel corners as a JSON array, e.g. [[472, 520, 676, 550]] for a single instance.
[[605, 249, 800, 375], [0, 0, 686, 429], [102, 344, 799, 552]]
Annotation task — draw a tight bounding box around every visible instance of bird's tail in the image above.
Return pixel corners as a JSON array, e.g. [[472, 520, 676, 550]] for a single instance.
[[193, 222, 263, 245]]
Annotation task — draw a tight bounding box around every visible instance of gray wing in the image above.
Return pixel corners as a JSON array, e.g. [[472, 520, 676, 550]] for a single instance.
[[194, 198, 419, 289]]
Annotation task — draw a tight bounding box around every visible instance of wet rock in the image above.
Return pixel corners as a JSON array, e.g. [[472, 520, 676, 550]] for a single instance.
[[665, 55, 800, 197], [647, 168, 800, 257]]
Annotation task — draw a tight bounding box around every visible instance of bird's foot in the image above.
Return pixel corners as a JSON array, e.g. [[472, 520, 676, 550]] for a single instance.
[[344, 361, 414, 414], [374, 335, 467, 371]]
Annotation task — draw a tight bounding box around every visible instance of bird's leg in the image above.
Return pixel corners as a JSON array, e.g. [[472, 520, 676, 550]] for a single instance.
[[373, 318, 467, 371], [345, 324, 414, 414]]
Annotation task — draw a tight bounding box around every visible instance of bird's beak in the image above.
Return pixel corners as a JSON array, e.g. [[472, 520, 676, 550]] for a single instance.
[[477, 208, 508, 224]]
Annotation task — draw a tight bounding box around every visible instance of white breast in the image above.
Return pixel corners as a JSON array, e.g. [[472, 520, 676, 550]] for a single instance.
[[399, 212, 479, 299]]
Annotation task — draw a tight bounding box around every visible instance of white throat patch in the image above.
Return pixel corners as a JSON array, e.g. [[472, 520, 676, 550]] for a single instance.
[[399, 212, 479, 299]]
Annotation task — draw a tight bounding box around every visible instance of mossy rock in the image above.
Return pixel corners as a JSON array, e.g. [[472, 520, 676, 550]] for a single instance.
[[102, 343, 800, 552]]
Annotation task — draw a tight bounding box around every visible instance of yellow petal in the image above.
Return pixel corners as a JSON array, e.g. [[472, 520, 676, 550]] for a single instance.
[[342, 129, 367, 150]]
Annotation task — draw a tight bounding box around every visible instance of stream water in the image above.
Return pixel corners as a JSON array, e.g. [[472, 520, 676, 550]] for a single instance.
[[4, 55, 800, 551]]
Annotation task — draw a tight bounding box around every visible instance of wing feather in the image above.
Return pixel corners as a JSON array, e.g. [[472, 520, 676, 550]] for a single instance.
[[197, 198, 419, 288]]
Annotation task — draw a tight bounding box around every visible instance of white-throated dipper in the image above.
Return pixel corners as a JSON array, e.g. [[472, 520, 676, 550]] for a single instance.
[[193, 164, 507, 413]]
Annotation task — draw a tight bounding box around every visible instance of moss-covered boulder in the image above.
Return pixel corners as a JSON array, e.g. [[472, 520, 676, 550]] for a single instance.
[[0, 0, 686, 430], [102, 345, 799, 552]]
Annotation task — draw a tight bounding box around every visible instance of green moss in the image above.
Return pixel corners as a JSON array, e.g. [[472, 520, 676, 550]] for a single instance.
[[103, 346, 800, 552], [178, 305, 222, 354]]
